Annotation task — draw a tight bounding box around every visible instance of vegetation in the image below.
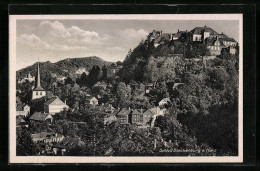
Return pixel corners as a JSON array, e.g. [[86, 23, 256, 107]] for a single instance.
[[16, 34, 239, 156]]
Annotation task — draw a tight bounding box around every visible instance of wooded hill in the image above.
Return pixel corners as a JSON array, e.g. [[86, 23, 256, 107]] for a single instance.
[[17, 56, 113, 79]]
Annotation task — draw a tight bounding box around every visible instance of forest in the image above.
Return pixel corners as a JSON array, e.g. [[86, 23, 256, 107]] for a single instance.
[[16, 37, 239, 156]]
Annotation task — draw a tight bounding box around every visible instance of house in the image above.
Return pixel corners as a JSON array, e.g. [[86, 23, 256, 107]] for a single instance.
[[116, 108, 132, 124], [44, 96, 69, 115], [143, 107, 160, 125], [205, 37, 224, 56], [131, 109, 144, 125], [188, 25, 219, 42], [16, 104, 30, 117], [31, 132, 64, 144], [16, 117, 28, 128], [29, 112, 54, 123], [86, 96, 99, 106], [145, 83, 154, 94], [18, 72, 35, 84], [56, 76, 66, 84], [158, 98, 171, 107], [52, 136, 86, 155], [32, 62, 46, 100], [221, 45, 237, 55], [103, 114, 117, 125], [218, 33, 238, 47]]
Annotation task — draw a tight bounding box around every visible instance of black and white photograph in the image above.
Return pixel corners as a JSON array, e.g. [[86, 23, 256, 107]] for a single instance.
[[9, 14, 243, 163]]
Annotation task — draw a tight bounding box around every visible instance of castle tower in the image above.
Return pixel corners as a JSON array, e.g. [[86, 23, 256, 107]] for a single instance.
[[32, 59, 46, 100]]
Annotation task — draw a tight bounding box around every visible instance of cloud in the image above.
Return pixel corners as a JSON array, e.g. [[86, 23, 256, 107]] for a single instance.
[[17, 34, 51, 49], [40, 20, 71, 38], [105, 46, 125, 51], [119, 29, 148, 39]]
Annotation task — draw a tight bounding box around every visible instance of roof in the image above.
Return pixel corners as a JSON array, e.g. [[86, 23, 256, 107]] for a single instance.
[[190, 26, 219, 35], [112, 109, 121, 115], [29, 112, 53, 121], [16, 104, 23, 111], [16, 117, 26, 125], [173, 83, 184, 89], [44, 97, 67, 106], [219, 37, 237, 42], [172, 31, 186, 38], [117, 108, 132, 116], [57, 137, 86, 148], [159, 98, 170, 103], [205, 38, 225, 46], [86, 96, 98, 101], [31, 132, 53, 139], [132, 109, 144, 115], [143, 107, 159, 116], [33, 86, 45, 91]]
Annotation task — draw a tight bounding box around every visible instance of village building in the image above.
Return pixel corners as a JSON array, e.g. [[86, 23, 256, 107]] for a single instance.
[[31, 132, 64, 144], [52, 136, 86, 155], [75, 67, 87, 75], [103, 114, 117, 125], [116, 108, 132, 124], [29, 112, 54, 123], [131, 109, 144, 125], [86, 96, 99, 106], [143, 107, 159, 125], [16, 117, 29, 128], [16, 104, 30, 117], [32, 61, 46, 100], [44, 96, 69, 115], [205, 37, 224, 56], [158, 98, 171, 108], [18, 72, 35, 84]]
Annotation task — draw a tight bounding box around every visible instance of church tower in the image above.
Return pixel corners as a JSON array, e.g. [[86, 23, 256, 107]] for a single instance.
[[32, 60, 46, 100]]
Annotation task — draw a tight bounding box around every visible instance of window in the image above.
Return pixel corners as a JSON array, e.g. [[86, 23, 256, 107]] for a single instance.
[[40, 92, 42, 95], [36, 92, 38, 95]]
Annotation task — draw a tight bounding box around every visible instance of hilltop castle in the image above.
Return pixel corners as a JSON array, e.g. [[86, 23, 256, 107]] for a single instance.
[[148, 25, 238, 56]]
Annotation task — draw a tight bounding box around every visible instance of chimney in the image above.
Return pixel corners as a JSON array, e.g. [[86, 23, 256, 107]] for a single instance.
[[186, 30, 187, 33], [160, 31, 162, 35], [222, 32, 223, 34], [65, 100, 66, 105], [178, 29, 179, 33], [141, 108, 143, 113], [154, 139, 157, 149], [55, 133, 57, 137]]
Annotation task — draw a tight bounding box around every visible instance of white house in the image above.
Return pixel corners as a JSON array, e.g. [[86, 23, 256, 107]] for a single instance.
[[44, 96, 69, 115], [16, 104, 30, 117]]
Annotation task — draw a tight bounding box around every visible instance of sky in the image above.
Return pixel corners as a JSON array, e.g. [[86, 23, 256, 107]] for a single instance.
[[16, 19, 239, 70]]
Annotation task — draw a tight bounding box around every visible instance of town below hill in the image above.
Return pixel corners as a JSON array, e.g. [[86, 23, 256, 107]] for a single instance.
[[16, 25, 239, 157]]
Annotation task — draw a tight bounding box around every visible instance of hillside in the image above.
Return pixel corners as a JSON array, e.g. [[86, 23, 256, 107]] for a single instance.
[[17, 56, 113, 79]]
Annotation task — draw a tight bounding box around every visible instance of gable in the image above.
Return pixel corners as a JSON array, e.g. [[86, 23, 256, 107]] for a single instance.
[[48, 98, 66, 106]]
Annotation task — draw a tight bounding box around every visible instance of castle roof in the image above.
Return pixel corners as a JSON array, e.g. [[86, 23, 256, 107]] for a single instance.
[[190, 26, 219, 35], [205, 38, 225, 46], [219, 37, 237, 42]]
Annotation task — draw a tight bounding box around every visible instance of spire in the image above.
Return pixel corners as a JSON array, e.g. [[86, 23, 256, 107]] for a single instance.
[[36, 58, 41, 88]]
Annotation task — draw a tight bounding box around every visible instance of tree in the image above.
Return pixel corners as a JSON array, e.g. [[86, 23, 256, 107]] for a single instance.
[[17, 127, 39, 155], [116, 82, 131, 108]]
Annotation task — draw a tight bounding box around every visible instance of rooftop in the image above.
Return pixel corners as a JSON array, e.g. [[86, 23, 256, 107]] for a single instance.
[[29, 112, 52, 121]]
